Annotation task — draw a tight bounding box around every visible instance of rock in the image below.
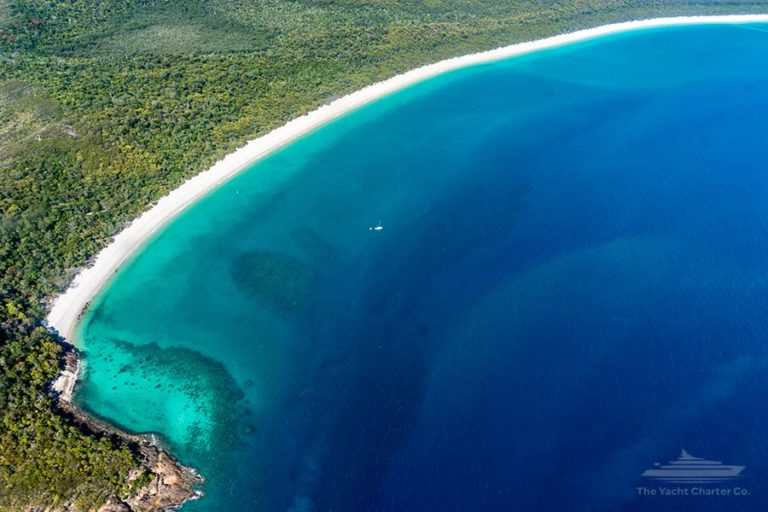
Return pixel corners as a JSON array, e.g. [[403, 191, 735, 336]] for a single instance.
[[124, 447, 203, 512], [45, 344, 204, 512], [97, 497, 131, 512]]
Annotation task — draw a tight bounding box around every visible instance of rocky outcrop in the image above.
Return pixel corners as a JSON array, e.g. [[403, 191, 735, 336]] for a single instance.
[[97, 498, 131, 512], [123, 447, 203, 512], [51, 344, 203, 512], [51, 350, 79, 403]]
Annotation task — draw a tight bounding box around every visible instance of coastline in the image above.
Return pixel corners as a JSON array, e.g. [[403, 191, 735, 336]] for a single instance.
[[45, 14, 768, 343], [37, 14, 768, 511], [49, 345, 204, 512]]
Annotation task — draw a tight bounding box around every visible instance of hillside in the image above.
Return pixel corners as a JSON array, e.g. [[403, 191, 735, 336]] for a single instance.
[[1, 1, 766, 509]]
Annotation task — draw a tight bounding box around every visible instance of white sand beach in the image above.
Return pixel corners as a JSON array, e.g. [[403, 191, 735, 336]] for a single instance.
[[46, 14, 768, 342]]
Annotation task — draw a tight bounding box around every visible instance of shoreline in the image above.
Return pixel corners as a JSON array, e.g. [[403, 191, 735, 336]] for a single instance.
[[46, 14, 768, 342], [50, 345, 204, 511]]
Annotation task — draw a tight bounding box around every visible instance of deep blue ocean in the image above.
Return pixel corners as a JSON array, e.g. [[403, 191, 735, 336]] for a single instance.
[[76, 24, 768, 511]]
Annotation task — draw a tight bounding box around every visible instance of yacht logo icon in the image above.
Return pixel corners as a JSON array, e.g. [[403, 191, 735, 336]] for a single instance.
[[642, 450, 745, 484]]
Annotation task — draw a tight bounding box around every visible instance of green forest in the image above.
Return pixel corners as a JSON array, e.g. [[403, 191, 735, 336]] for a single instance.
[[1, 0, 766, 509]]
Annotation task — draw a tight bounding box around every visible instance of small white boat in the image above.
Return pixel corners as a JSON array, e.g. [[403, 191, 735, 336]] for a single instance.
[[369, 221, 384, 231]]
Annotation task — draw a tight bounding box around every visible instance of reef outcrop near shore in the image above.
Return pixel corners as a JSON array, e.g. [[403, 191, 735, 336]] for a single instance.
[[49, 345, 203, 512]]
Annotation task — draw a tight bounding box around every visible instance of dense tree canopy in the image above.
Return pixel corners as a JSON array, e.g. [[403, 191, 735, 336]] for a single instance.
[[1, 0, 766, 508]]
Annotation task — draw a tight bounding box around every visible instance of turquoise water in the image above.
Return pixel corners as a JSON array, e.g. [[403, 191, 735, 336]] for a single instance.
[[77, 24, 768, 511]]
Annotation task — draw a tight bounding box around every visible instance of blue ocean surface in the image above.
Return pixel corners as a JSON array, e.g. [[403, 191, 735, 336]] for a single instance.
[[76, 24, 768, 511]]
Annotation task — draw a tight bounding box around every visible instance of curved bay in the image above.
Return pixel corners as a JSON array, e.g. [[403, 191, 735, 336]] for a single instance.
[[79, 24, 768, 511]]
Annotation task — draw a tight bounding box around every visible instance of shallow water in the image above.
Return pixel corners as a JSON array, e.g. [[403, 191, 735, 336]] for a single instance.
[[77, 24, 768, 511]]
